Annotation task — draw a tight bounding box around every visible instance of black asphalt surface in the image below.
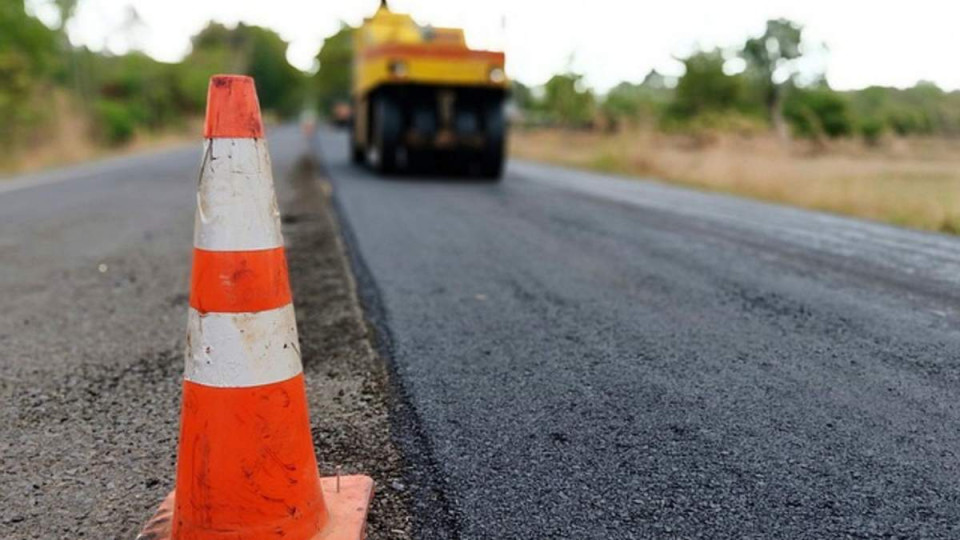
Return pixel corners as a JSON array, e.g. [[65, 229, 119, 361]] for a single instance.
[[1, 140, 201, 537], [320, 128, 960, 538]]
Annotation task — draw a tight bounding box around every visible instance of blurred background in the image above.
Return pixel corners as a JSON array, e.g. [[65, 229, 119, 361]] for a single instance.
[[4, 0, 960, 231]]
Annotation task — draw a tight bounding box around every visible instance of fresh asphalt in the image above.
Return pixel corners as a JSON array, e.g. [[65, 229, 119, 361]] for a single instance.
[[320, 127, 960, 538]]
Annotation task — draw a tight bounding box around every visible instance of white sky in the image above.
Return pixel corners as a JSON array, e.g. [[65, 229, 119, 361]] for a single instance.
[[28, 0, 960, 92]]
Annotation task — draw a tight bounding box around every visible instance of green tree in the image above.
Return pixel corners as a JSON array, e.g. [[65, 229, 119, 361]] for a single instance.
[[846, 82, 960, 138], [741, 19, 804, 138], [52, 0, 78, 29], [541, 71, 595, 127], [902, 82, 952, 134], [185, 23, 306, 118], [601, 70, 673, 128], [245, 25, 305, 117], [510, 80, 535, 111], [0, 0, 59, 144], [314, 24, 353, 115], [79, 22, 306, 145], [784, 86, 852, 139], [88, 52, 182, 143], [670, 49, 744, 119]]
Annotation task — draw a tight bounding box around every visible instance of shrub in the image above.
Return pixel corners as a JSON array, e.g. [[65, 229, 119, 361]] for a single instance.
[[94, 100, 137, 145], [858, 117, 885, 145], [668, 50, 746, 120], [784, 87, 852, 138]]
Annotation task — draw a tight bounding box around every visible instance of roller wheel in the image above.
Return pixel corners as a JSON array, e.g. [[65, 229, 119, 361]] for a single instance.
[[350, 134, 365, 165], [479, 101, 505, 180], [368, 94, 402, 174]]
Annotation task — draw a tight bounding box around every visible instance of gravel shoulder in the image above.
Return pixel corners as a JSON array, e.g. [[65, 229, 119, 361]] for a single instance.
[[281, 152, 412, 539]]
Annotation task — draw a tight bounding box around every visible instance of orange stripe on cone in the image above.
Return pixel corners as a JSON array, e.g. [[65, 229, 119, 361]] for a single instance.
[[189, 248, 292, 313], [203, 75, 264, 139], [173, 375, 328, 539], [137, 74, 373, 540]]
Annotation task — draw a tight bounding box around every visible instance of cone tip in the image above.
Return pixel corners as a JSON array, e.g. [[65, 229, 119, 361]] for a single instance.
[[204, 74, 264, 139]]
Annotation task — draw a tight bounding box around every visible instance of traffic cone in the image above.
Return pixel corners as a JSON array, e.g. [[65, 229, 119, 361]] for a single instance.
[[137, 75, 374, 540]]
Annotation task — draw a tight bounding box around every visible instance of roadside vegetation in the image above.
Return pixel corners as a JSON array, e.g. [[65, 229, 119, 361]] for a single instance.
[[512, 130, 960, 233], [1, 0, 315, 173], [2, 0, 360, 174], [510, 20, 960, 234], [514, 20, 960, 142]]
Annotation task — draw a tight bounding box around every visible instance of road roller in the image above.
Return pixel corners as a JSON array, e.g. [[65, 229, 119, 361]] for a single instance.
[[351, 1, 508, 179]]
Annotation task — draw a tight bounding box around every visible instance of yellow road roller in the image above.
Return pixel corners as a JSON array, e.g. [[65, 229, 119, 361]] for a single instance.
[[351, 1, 508, 179]]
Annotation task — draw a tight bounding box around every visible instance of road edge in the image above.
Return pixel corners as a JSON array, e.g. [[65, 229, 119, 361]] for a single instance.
[[319, 158, 463, 539]]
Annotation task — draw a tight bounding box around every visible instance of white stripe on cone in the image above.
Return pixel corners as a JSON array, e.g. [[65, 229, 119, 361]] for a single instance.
[[185, 304, 302, 387], [194, 138, 284, 252]]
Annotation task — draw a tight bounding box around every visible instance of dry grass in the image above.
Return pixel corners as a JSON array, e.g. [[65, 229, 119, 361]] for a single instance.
[[511, 128, 960, 234]]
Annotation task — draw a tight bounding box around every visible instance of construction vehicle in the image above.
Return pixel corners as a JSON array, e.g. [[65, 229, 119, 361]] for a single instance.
[[351, 1, 508, 179]]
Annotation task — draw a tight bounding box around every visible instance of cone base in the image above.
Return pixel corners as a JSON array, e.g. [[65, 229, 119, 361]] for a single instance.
[[136, 475, 374, 540]]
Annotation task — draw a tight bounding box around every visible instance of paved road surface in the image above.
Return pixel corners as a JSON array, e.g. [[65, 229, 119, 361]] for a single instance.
[[320, 127, 960, 538]]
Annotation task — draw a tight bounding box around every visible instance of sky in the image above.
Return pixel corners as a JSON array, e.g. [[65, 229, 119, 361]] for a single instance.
[[28, 0, 960, 93]]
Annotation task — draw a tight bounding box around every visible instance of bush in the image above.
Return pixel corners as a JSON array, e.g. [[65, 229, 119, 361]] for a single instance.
[[541, 72, 596, 127], [314, 25, 353, 115], [858, 117, 885, 145], [784, 87, 852, 138], [0, 0, 59, 146], [94, 100, 137, 145], [668, 50, 747, 121], [601, 79, 670, 129]]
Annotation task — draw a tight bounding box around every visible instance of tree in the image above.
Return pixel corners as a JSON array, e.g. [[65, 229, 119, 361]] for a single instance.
[[52, 0, 78, 29], [0, 0, 59, 144], [510, 80, 535, 111], [741, 19, 803, 139], [185, 23, 306, 118], [784, 86, 852, 140], [845, 82, 960, 138], [602, 82, 645, 122], [600, 70, 673, 128], [314, 24, 353, 114], [670, 49, 744, 119], [245, 25, 305, 117], [541, 72, 595, 127]]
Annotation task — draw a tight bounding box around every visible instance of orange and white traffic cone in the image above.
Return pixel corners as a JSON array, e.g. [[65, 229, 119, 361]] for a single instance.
[[137, 75, 374, 540]]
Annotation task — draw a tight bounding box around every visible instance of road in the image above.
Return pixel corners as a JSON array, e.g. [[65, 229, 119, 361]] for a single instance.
[[3, 125, 960, 538], [320, 127, 960, 538], [0, 140, 199, 537]]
